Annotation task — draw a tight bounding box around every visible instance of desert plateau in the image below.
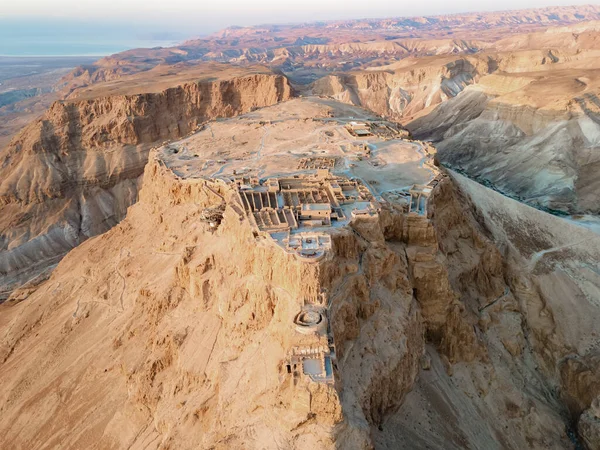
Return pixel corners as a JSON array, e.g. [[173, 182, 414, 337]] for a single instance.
[[1, 3, 600, 450]]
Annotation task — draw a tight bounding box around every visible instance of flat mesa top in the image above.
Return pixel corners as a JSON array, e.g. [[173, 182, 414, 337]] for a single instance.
[[158, 97, 434, 197]]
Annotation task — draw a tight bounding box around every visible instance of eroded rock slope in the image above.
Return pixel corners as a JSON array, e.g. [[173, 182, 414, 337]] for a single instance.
[[1, 127, 599, 448], [0, 67, 292, 299]]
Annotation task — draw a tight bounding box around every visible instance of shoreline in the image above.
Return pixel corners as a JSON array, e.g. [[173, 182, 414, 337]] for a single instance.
[[0, 55, 105, 59]]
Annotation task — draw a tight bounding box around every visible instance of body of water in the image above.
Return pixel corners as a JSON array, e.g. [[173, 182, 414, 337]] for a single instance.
[[0, 18, 187, 57], [0, 39, 181, 57]]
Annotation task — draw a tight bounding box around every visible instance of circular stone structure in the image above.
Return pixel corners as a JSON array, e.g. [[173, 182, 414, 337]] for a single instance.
[[294, 307, 327, 335], [294, 248, 326, 262]]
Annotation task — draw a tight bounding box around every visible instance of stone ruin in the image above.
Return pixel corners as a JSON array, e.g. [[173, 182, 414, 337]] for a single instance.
[[408, 184, 432, 215], [297, 156, 338, 170], [345, 120, 408, 140], [284, 296, 336, 386], [233, 169, 379, 261], [408, 176, 442, 215], [346, 121, 373, 138], [199, 204, 226, 229]]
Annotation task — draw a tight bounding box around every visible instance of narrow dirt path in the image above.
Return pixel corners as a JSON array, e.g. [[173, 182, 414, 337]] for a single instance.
[[528, 239, 587, 271]]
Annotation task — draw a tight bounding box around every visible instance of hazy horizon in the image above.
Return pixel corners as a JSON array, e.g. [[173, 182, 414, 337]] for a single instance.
[[1, 1, 598, 56]]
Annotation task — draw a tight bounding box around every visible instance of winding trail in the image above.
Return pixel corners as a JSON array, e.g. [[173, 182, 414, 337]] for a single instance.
[[527, 239, 588, 271], [479, 286, 510, 312]]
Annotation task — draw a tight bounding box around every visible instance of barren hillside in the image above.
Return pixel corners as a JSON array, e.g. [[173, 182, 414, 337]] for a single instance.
[[1, 5, 600, 449], [0, 65, 291, 299], [1, 99, 599, 448]]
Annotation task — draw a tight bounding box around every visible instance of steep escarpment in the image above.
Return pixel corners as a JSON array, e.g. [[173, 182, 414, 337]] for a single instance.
[[409, 69, 600, 214], [372, 172, 600, 449], [1, 146, 599, 448], [436, 171, 600, 448], [0, 154, 433, 449], [0, 71, 292, 298], [311, 56, 488, 120]]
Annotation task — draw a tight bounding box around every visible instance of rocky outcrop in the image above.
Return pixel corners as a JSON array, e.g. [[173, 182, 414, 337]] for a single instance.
[[439, 171, 600, 449], [311, 56, 487, 120], [419, 90, 600, 214], [0, 154, 488, 448], [0, 72, 292, 298], [0, 153, 414, 448], [579, 397, 600, 450], [1, 149, 600, 448], [369, 171, 600, 449]]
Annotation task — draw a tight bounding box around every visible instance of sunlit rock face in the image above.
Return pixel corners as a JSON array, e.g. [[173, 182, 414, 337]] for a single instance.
[[2, 7, 600, 449], [1, 98, 599, 449], [0, 68, 292, 298]]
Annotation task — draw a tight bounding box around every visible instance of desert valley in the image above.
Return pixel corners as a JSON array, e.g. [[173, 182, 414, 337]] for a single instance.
[[1, 4, 600, 449]]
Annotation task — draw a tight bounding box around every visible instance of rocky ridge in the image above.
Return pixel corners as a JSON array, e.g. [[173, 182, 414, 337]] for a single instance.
[[61, 6, 600, 87], [1, 105, 600, 447], [0, 70, 292, 299]]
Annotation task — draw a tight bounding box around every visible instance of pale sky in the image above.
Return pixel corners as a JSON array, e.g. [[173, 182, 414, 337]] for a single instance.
[[2, 0, 598, 34]]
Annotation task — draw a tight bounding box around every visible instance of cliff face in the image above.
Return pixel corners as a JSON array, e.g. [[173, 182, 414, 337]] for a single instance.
[[310, 45, 585, 123], [410, 84, 600, 214], [372, 172, 600, 449], [2, 148, 599, 449], [0, 72, 292, 299], [311, 56, 487, 120], [0, 155, 424, 448]]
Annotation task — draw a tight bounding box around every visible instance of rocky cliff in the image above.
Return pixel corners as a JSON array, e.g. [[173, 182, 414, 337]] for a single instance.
[[374, 171, 600, 449], [309, 34, 600, 215], [311, 55, 488, 120], [0, 71, 292, 299], [1, 146, 599, 448], [408, 68, 600, 214]]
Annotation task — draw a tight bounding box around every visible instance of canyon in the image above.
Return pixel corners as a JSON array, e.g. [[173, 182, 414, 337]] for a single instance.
[[0, 4, 599, 450]]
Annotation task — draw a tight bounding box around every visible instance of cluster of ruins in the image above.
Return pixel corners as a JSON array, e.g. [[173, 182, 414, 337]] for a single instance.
[[407, 175, 442, 215], [380, 175, 441, 216], [296, 156, 337, 170], [233, 169, 379, 261], [346, 121, 373, 138], [345, 121, 409, 140], [284, 293, 336, 385], [340, 141, 371, 162]]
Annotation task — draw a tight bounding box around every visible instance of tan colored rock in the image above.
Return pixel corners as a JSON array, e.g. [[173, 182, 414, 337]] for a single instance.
[[0, 66, 292, 298], [579, 397, 600, 450]]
